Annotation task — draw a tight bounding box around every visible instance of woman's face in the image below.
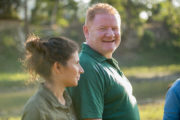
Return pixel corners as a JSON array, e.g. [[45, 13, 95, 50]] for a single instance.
[[59, 51, 84, 87]]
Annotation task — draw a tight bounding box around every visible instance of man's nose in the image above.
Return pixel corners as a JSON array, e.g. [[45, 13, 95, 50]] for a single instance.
[[106, 28, 115, 37]]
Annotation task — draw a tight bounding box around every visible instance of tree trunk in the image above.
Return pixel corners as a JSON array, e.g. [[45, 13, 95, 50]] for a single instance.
[[24, 0, 29, 39]]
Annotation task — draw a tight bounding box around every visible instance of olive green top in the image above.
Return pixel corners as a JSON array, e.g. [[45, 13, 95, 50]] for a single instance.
[[68, 43, 140, 120], [22, 83, 77, 120]]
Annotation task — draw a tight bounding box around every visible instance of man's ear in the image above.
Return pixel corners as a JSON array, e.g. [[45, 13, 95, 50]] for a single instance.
[[83, 25, 89, 40]]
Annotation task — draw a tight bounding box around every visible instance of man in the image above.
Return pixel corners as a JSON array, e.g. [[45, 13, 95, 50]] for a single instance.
[[68, 3, 140, 120]]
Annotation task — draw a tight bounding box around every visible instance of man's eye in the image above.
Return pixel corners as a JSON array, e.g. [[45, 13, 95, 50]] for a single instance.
[[112, 28, 118, 31], [100, 28, 106, 30]]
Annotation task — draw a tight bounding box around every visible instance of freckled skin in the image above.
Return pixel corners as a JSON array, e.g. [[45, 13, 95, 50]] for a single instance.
[[84, 14, 121, 58]]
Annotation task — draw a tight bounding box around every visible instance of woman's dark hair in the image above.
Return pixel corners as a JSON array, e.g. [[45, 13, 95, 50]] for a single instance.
[[24, 35, 79, 82]]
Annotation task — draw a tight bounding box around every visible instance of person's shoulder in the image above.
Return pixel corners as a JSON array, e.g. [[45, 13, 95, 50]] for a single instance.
[[79, 52, 96, 63], [79, 53, 99, 68], [22, 93, 43, 120], [23, 92, 46, 112], [170, 78, 180, 92]]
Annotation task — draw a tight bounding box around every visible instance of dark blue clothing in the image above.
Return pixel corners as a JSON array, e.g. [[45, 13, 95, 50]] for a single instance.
[[163, 78, 180, 120]]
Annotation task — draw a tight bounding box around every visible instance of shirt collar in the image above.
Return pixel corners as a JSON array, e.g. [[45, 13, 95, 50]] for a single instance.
[[39, 83, 72, 109], [81, 43, 107, 62], [81, 43, 122, 75]]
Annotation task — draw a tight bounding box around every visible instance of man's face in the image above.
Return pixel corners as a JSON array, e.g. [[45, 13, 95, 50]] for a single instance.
[[84, 13, 121, 58]]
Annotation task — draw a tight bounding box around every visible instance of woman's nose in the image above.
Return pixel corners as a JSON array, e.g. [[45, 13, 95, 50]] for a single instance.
[[79, 65, 84, 74]]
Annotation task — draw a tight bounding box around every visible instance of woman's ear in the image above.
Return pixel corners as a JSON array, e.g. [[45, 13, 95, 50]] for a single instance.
[[52, 62, 62, 74]]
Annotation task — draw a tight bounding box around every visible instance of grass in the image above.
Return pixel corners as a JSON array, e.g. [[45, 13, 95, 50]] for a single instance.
[[0, 73, 28, 88], [122, 64, 180, 77], [0, 73, 28, 81], [0, 89, 165, 120], [0, 117, 21, 120], [0, 86, 166, 120], [0, 64, 179, 119], [0, 88, 36, 111], [139, 101, 164, 120], [132, 80, 172, 101]]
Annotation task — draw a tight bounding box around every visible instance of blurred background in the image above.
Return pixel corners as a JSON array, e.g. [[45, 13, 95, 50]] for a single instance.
[[0, 0, 180, 120]]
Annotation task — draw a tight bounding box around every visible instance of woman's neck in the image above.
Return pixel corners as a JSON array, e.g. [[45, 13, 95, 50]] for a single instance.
[[44, 81, 66, 105]]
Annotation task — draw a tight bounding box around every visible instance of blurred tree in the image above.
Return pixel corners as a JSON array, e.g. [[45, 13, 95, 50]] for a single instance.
[[0, 0, 180, 49], [29, 0, 82, 42], [31, 0, 78, 27], [0, 0, 25, 51], [24, 0, 29, 39], [0, 0, 20, 19], [148, 0, 180, 47]]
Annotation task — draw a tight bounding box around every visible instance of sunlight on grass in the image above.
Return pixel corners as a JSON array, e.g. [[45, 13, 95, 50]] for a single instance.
[[122, 64, 180, 77], [0, 73, 28, 81], [8, 117, 21, 120], [0, 88, 36, 110], [139, 101, 164, 120], [0, 116, 21, 120], [0, 87, 36, 119]]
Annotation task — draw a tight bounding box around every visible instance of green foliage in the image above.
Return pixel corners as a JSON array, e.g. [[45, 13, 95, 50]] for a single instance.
[[0, 0, 20, 19], [57, 18, 69, 27], [31, 0, 78, 26], [140, 30, 155, 49], [2, 36, 15, 47], [149, 1, 180, 47], [0, 30, 16, 48], [0, 29, 23, 72]]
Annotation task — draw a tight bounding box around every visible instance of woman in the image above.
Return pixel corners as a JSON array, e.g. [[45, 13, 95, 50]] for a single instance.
[[22, 35, 84, 120]]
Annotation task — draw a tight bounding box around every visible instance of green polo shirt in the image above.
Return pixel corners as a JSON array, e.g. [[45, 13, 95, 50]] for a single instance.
[[68, 43, 140, 120], [22, 83, 77, 120]]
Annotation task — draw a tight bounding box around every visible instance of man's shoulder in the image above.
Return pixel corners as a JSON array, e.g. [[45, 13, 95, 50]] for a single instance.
[[79, 52, 95, 61], [79, 52, 98, 66]]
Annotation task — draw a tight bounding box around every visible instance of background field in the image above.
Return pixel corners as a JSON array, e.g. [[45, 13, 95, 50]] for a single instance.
[[1, 0, 180, 120], [0, 61, 179, 120]]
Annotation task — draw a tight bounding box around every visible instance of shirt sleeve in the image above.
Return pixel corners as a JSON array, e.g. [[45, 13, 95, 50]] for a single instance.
[[163, 86, 180, 120], [69, 63, 105, 119]]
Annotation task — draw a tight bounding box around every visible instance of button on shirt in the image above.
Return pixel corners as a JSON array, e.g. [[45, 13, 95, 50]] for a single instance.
[[22, 83, 77, 120], [68, 43, 140, 120]]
